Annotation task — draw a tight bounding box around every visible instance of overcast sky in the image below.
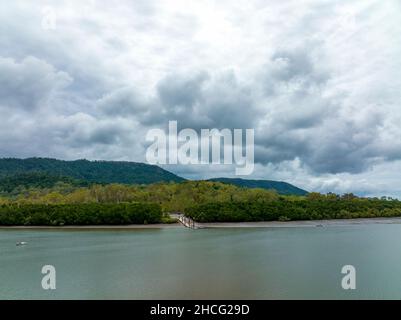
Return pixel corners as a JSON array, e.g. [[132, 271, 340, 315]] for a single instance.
[[1, 0, 401, 196]]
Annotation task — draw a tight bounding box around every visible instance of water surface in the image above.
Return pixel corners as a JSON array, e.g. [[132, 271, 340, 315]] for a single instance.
[[1, 225, 401, 299]]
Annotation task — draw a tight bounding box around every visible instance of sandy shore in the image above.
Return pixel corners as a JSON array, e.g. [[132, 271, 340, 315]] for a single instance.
[[197, 217, 401, 228], [1, 217, 401, 230]]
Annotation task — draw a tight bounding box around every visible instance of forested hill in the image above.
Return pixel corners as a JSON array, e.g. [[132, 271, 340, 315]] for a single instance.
[[0, 158, 184, 185], [0, 158, 308, 196], [208, 178, 308, 196], [0, 172, 88, 193]]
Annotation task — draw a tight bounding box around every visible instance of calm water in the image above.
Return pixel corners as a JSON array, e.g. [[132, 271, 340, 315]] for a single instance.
[[1, 224, 401, 299]]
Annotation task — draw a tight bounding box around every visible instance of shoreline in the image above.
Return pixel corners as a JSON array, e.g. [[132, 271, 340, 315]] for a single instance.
[[1, 217, 401, 230], [197, 217, 401, 228]]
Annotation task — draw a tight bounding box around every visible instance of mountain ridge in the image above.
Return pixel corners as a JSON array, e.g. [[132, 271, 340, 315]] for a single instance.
[[0, 158, 308, 195], [208, 177, 308, 196], [0, 157, 184, 185]]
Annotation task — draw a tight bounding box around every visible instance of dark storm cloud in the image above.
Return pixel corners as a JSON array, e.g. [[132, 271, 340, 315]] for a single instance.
[[263, 47, 330, 97], [0, 0, 400, 196], [252, 46, 397, 175], [154, 70, 259, 130], [99, 70, 260, 131], [92, 42, 397, 176], [72, 128, 122, 146], [157, 72, 208, 109]]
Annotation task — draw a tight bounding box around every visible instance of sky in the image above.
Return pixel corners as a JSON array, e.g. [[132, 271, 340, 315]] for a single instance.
[[0, 0, 401, 197]]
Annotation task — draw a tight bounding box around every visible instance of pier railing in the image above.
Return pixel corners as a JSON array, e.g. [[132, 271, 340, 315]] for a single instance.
[[178, 214, 198, 229]]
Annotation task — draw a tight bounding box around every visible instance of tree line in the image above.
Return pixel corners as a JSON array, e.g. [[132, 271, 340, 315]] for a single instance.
[[0, 181, 281, 213], [0, 180, 400, 225], [0, 203, 162, 226], [185, 198, 401, 222]]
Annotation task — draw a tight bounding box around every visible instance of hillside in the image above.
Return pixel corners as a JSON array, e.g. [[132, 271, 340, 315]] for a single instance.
[[0, 158, 308, 196], [208, 178, 308, 196], [0, 172, 88, 193], [0, 158, 184, 185]]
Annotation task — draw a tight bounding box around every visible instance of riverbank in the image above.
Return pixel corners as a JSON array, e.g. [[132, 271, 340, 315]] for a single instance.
[[2, 217, 401, 230], [198, 217, 401, 228]]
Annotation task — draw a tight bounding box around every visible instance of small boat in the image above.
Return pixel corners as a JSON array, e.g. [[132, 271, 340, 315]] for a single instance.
[[316, 224, 324, 227], [16, 242, 28, 246]]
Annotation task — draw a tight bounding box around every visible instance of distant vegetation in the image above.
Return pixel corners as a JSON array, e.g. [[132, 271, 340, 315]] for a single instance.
[[0, 172, 88, 194], [0, 180, 281, 212], [209, 178, 308, 196], [0, 158, 184, 185], [0, 158, 399, 226], [0, 203, 162, 226], [0, 158, 307, 196], [0, 179, 400, 225], [186, 193, 401, 222]]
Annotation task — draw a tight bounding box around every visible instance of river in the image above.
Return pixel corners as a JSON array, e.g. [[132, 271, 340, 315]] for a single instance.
[[1, 224, 401, 299]]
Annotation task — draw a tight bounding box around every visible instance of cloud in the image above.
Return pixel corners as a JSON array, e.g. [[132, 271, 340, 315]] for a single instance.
[[97, 87, 150, 116], [0, 56, 72, 111], [0, 0, 400, 196], [152, 70, 260, 130], [99, 70, 260, 131]]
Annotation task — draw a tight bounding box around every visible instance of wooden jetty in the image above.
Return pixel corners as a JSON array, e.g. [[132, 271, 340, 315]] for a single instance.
[[177, 214, 199, 229]]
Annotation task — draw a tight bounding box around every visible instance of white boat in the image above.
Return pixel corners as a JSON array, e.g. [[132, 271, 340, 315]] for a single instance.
[[16, 242, 28, 246]]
